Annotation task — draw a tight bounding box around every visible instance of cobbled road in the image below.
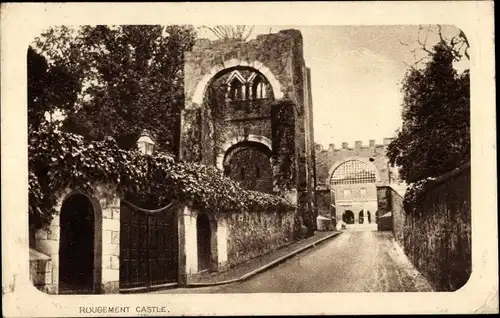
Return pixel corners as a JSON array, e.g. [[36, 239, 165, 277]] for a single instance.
[[153, 229, 433, 293]]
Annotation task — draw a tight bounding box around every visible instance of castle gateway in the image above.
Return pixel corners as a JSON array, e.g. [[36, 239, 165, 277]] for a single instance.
[[180, 29, 317, 234]]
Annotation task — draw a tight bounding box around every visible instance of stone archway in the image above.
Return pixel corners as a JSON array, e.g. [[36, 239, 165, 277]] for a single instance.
[[222, 140, 273, 193], [358, 210, 364, 224], [196, 213, 212, 272], [342, 210, 355, 224], [326, 156, 382, 186], [58, 193, 96, 294], [216, 134, 273, 170], [190, 59, 284, 107], [195, 212, 219, 273]]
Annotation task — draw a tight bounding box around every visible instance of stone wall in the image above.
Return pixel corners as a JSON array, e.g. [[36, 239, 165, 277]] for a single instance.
[[222, 208, 296, 268], [389, 165, 471, 291], [376, 185, 405, 241], [390, 188, 405, 245], [316, 189, 331, 217], [179, 205, 296, 281]]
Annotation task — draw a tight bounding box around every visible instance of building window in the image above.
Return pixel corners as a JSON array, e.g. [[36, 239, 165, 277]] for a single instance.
[[225, 70, 246, 101], [331, 160, 376, 185], [360, 188, 367, 199], [343, 189, 351, 199], [250, 74, 266, 99]]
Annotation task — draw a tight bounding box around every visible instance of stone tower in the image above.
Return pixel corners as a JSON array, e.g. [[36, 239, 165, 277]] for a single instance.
[[180, 29, 316, 235]]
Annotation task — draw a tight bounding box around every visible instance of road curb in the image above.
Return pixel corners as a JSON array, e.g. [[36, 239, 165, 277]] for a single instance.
[[186, 231, 343, 288]]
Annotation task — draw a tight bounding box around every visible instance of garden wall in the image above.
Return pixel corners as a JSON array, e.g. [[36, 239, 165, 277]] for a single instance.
[[392, 165, 471, 291], [221, 208, 296, 269]]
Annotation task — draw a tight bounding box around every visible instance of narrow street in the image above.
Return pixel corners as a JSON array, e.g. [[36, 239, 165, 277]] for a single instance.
[[154, 229, 433, 293]]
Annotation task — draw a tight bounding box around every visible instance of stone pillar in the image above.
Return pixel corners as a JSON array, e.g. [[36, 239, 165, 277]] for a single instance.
[[216, 219, 228, 269], [180, 206, 198, 277], [34, 214, 60, 294], [100, 197, 120, 293]]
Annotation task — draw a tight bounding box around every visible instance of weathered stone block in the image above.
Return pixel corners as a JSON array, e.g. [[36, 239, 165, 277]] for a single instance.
[[101, 281, 119, 294], [102, 269, 119, 283], [110, 255, 119, 270], [102, 208, 113, 219], [103, 230, 112, 244], [102, 218, 120, 231], [112, 208, 120, 220], [110, 231, 119, 245]]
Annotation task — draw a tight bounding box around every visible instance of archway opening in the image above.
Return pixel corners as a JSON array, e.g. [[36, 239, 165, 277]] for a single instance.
[[59, 194, 95, 294], [342, 210, 355, 224], [223, 141, 273, 193], [367, 211, 372, 224], [359, 210, 364, 224], [197, 213, 212, 272]]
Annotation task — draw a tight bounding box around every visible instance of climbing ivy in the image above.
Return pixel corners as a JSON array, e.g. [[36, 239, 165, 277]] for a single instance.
[[29, 123, 295, 230]]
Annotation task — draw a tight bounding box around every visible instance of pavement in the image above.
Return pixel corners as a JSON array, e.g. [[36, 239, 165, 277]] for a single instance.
[[152, 228, 433, 293], [186, 230, 342, 286]]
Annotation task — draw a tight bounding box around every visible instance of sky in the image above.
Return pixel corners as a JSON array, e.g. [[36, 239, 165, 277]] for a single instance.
[[199, 25, 468, 148]]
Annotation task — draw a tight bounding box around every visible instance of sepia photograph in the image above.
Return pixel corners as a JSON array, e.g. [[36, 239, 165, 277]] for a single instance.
[[1, 2, 497, 316]]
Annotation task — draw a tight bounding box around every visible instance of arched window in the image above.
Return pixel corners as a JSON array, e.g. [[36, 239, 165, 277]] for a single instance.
[[225, 70, 246, 101], [331, 160, 376, 185], [250, 74, 267, 99]]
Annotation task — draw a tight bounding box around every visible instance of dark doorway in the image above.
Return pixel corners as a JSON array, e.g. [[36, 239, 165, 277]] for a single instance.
[[342, 210, 355, 224], [59, 194, 95, 294], [359, 210, 364, 224], [367, 211, 372, 224], [197, 213, 212, 272]]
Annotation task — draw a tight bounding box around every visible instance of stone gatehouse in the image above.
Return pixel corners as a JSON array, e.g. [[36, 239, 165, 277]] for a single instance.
[[314, 139, 404, 228], [180, 29, 316, 233]]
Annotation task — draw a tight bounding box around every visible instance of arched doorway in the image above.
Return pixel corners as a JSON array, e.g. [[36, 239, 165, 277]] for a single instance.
[[367, 211, 372, 224], [342, 210, 355, 224], [359, 210, 364, 224], [223, 141, 273, 193], [197, 213, 212, 272], [59, 194, 95, 294]]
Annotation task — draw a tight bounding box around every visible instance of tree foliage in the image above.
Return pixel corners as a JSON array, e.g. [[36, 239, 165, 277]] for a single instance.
[[29, 124, 294, 230], [32, 25, 197, 153], [387, 39, 470, 184], [27, 46, 79, 131]]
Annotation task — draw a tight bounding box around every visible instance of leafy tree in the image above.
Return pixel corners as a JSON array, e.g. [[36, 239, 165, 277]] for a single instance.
[[387, 38, 470, 183], [32, 25, 196, 153], [27, 46, 79, 131]]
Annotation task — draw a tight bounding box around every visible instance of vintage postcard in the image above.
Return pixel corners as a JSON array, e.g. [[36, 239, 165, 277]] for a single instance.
[[1, 1, 497, 316]]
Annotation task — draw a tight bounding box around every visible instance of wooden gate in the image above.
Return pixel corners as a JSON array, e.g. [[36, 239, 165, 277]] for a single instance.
[[119, 201, 178, 292]]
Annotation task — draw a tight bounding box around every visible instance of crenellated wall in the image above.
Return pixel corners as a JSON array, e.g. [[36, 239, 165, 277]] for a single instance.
[[314, 138, 400, 188]]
